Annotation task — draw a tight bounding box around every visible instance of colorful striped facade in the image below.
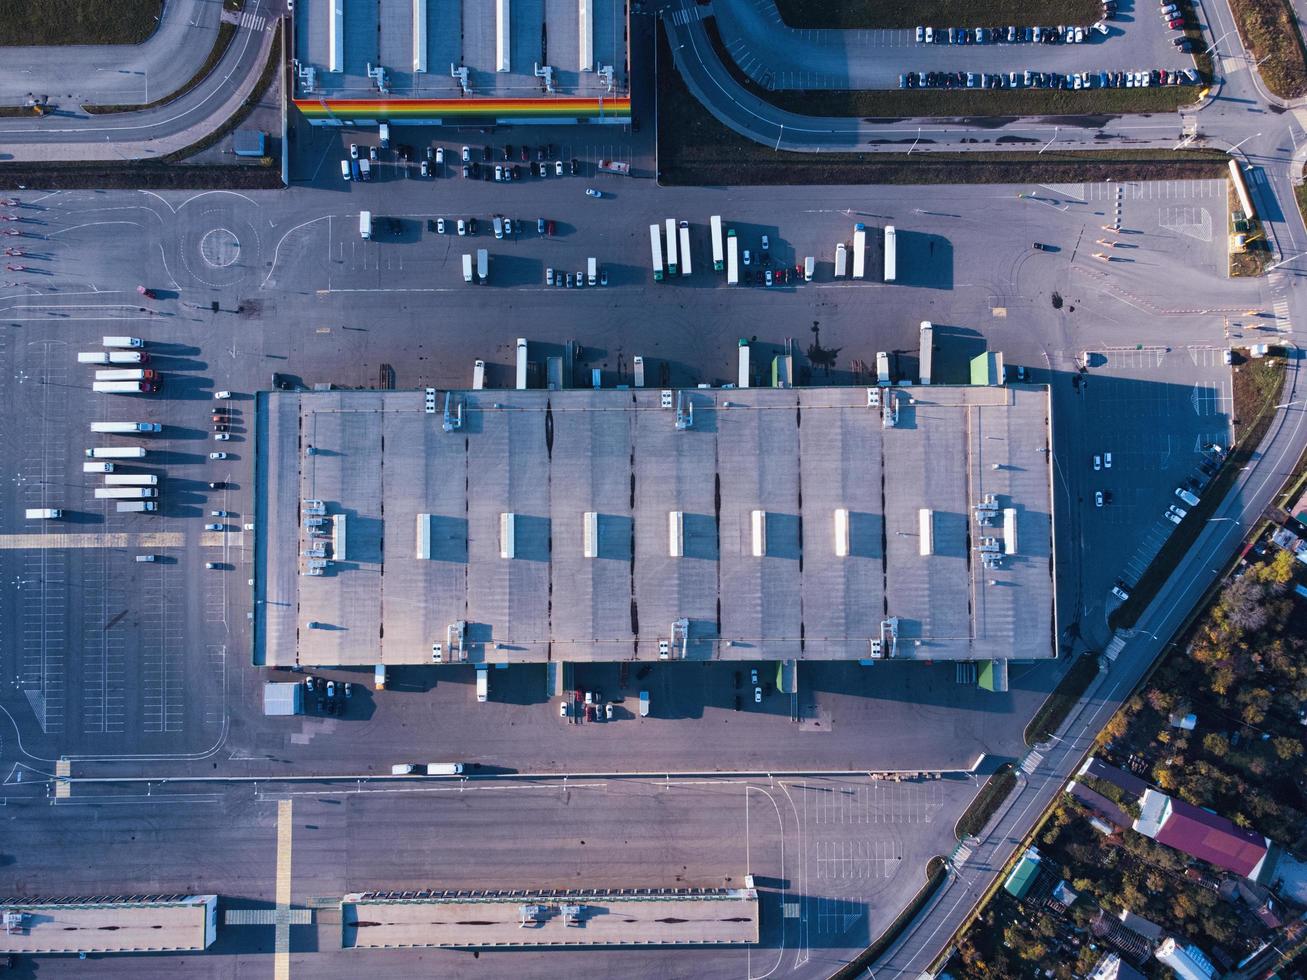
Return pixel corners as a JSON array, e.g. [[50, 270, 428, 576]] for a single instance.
[[293, 96, 631, 125]]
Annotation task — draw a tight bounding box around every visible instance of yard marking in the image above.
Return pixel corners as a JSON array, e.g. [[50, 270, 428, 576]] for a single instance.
[[275, 799, 293, 980], [0, 532, 185, 549]]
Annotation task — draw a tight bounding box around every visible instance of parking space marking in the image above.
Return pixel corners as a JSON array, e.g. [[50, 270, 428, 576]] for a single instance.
[[80, 551, 126, 734], [814, 895, 864, 934], [814, 839, 901, 880], [1158, 205, 1213, 243], [275, 798, 293, 980], [0, 532, 185, 550], [140, 564, 185, 734], [20, 548, 66, 735], [811, 781, 943, 825]]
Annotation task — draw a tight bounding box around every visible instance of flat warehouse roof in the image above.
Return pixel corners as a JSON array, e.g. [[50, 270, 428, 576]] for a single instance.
[[341, 889, 759, 947], [257, 385, 1057, 668], [294, 0, 629, 102], [0, 896, 218, 953]]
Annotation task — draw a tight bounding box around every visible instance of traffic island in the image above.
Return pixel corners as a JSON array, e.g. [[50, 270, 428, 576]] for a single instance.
[[1228, 0, 1307, 99]]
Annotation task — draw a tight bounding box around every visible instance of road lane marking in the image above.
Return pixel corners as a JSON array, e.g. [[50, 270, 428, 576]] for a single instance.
[[275, 798, 292, 980]]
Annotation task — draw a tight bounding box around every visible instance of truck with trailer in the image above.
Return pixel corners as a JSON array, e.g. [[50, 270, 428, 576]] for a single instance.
[[86, 447, 146, 459], [25, 508, 61, 519], [83, 462, 114, 473], [876, 351, 892, 386], [726, 230, 739, 284], [102, 337, 143, 349], [476, 249, 488, 284], [78, 352, 111, 365], [665, 218, 679, 277], [108, 351, 147, 364], [94, 487, 157, 499], [678, 221, 692, 277], [116, 501, 157, 513], [91, 421, 160, 433], [515, 338, 528, 390], [104, 475, 159, 486], [883, 225, 897, 282], [852, 223, 867, 279], [738, 339, 751, 389], [587, 257, 597, 287], [93, 381, 152, 394], [95, 369, 156, 382], [710, 215, 725, 271], [476, 665, 488, 702], [650, 224, 665, 282]]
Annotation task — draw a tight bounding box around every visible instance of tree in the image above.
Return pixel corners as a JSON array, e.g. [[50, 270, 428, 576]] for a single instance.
[[1259, 548, 1296, 589], [1273, 737, 1303, 761], [1203, 733, 1230, 758], [1219, 576, 1269, 633]]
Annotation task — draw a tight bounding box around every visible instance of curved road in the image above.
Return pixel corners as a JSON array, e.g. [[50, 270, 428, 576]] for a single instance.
[[661, 0, 1307, 974], [0, 0, 276, 162]]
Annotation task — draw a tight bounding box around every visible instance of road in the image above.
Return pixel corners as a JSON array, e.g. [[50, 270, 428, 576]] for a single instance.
[[0, 0, 277, 162]]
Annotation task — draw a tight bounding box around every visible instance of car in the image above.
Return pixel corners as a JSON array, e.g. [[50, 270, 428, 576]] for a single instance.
[[205, 561, 218, 570], [214, 390, 232, 399], [204, 522, 223, 531], [1033, 241, 1049, 251], [605, 702, 614, 720], [368, 145, 378, 163], [1094, 19, 1110, 34], [504, 144, 514, 160], [420, 160, 430, 178], [916, 26, 924, 42], [925, 26, 934, 42], [461, 164, 470, 178], [1223, 349, 1233, 365], [213, 424, 229, 433], [494, 164, 503, 182], [585, 188, 601, 198], [512, 164, 522, 181], [555, 160, 564, 176], [482, 145, 493, 162], [436, 217, 445, 235], [743, 249, 751, 266], [546, 267, 555, 286], [585, 704, 596, 722], [457, 218, 466, 236], [435, 146, 444, 164], [575, 268, 584, 287], [210, 510, 230, 518], [209, 451, 227, 460], [546, 220, 556, 237], [560, 700, 569, 717], [1074, 26, 1084, 42], [570, 159, 579, 175], [1168, 16, 1184, 28], [754, 686, 763, 703], [1093, 454, 1102, 470], [750, 668, 759, 685], [1165, 509, 1183, 525], [584, 691, 593, 705], [349, 143, 359, 159], [1111, 583, 1130, 601], [504, 217, 513, 236], [208, 481, 226, 489], [1094, 490, 1104, 507], [600, 267, 608, 286], [565, 272, 573, 288], [325, 680, 336, 699], [214, 432, 230, 441], [761, 234, 770, 254], [765, 269, 773, 286], [1104, 452, 1112, 468], [537, 217, 545, 235]]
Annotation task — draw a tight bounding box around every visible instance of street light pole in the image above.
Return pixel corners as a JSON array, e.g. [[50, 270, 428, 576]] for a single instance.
[[1226, 132, 1261, 155], [1204, 29, 1231, 55], [908, 126, 921, 155], [1038, 126, 1060, 155]]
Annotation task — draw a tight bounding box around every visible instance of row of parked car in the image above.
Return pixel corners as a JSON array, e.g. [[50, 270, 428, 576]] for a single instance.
[[914, 23, 1109, 45], [901, 67, 1200, 89]]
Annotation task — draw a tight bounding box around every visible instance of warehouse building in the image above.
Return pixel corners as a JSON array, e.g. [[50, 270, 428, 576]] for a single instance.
[[341, 888, 759, 948], [0, 895, 218, 954], [291, 0, 630, 126], [256, 384, 1058, 685]]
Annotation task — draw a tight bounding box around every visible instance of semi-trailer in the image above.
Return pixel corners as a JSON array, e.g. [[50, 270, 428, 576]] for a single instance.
[[90, 421, 160, 433]]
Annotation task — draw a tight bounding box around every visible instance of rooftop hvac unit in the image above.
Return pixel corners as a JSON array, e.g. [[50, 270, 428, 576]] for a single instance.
[[583, 511, 599, 558], [519, 904, 546, 928], [500, 513, 516, 559], [301, 546, 327, 559], [751, 510, 767, 557], [447, 620, 467, 660], [303, 516, 326, 528], [675, 390, 693, 430], [834, 508, 850, 557], [534, 62, 555, 93], [443, 392, 463, 432], [450, 64, 471, 94], [882, 391, 899, 428], [918, 508, 933, 556], [302, 498, 326, 513], [560, 904, 583, 926], [660, 389, 674, 409], [879, 618, 899, 659], [2, 911, 27, 935], [668, 511, 685, 557], [671, 618, 689, 658], [866, 388, 881, 408], [1003, 507, 1018, 554], [425, 387, 437, 414]]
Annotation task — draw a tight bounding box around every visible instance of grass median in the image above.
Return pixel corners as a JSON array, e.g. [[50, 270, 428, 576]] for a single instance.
[[955, 765, 1018, 839], [0, 0, 163, 45], [658, 25, 1227, 185], [1108, 350, 1287, 630], [1023, 654, 1100, 746], [1228, 0, 1307, 99], [84, 22, 237, 114], [774, 0, 1099, 29]]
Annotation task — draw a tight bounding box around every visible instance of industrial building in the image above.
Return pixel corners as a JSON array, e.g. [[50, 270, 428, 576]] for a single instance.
[[256, 383, 1058, 684], [341, 888, 759, 948], [0, 895, 218, 954], [291, 0, 630, 126]]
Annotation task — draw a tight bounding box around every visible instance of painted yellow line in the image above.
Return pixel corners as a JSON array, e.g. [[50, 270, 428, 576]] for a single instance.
[[275, 798, 292, 980]]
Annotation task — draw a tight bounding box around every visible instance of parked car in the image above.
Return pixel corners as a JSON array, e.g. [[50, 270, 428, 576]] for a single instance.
[[204, 522, 223, 531], [209, 452, 228, 460], [585, 188, 602, 198]]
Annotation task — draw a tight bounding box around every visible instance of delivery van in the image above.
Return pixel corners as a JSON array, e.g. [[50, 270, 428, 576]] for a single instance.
[[359, 211, 372, 240]]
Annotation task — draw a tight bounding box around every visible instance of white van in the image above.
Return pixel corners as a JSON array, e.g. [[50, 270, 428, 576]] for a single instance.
[[378, 123, 390, 149], [25, 508, 61, 519], [476, 665, 488, 702], [359, 211, 372, 240], [340, 159, 351, 181]]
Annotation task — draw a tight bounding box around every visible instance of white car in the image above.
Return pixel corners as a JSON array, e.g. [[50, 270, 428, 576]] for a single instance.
[[204, 523, 223, 531], [210, 510, 230, 517], [754, 687, 763, 703], [560, 700, 568, 717], [924, 26, 934, 42], [436, 217, 445, 234], [743, 249, 751, 266], [585, 188, 602, 198], [214, 390, 232, 400], [915, 26, 924, 41], [495, 164, 504, 182], [349, 143, 359, 159], [555, 160, 564, 176], [457, 218, 466, 236], [504, 218, 513, 236], [209, 451, 227, 460], [1093, 454, 1101, 470], [435, 146, 445, 164], [213, 432, 230, 441], [461, 145, 470, 162], [546, 267, 554, 286], [1104, 452, 1112, 468], [1094, 490, 1104, 507], [605, 702, 614, 720]]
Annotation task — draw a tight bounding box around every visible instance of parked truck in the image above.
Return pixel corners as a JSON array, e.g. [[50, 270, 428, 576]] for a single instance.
[[95, 487, 157, 499], [102, 336, 143, 349], [834, 242, 848, 278], [726, 230, 739, 285], [95, 369, 156, 381], [116, 501, 157, 513], [587, 257, 597, 287], [425, 763, 465, 775], [104, 475, 159, 486], [650, 224, 665, 282], [665, 218, 678, 277], [108, 351, 147, 364], [876, 351, 892, 386], [597, 159, 631, 175], [639, 690, 650, 717], [462, 253, 473, 283], [804, 256, 815, 282], [852, 223, 867, 280], [86, 447, 146, 459], [738, 339, 751, 389], [710, 215, 725, 271], [476, 249, 488, 284], [90, 421, 160, 433], [883, 225, 897, 282], [476, 665, 488, 702], [78, 352, 111, 365], [25, 508, 61, 519], [359, 210, 372, 240], [678, 221, 692, 277], [92, 381, 152, 394], [633, 355, 645, 388], [83, 462, 114, 473]]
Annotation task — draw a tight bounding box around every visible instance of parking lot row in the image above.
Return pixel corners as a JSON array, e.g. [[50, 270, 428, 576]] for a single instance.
[[901, 67, 1199, 89]]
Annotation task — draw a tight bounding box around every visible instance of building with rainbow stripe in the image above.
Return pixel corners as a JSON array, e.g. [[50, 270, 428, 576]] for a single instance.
[[291, 0, 630, 128]]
